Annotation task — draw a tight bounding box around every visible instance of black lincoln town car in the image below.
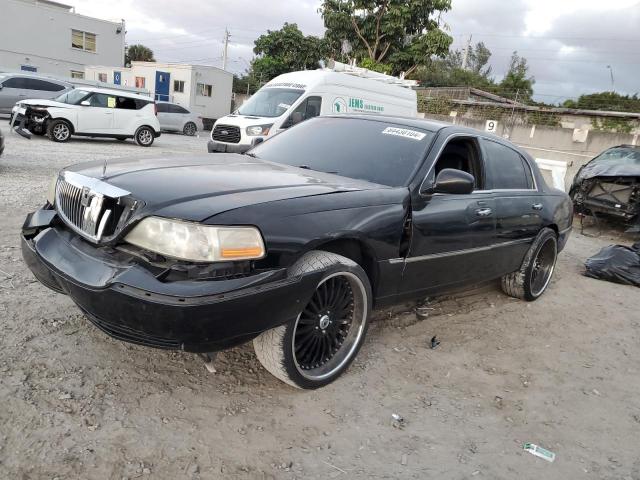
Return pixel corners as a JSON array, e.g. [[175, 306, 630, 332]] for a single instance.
[[22, 115, 573, 389]]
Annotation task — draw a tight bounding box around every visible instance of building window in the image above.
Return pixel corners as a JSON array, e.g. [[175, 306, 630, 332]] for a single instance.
[[135, 77, 145, 88], [72, 30, 96, 52], [174, 80, 185, 93], [70, 70, 84, 79], [21, 65, 37, 72], [98, 73, 107, 83], [197, 83, 212, 97]]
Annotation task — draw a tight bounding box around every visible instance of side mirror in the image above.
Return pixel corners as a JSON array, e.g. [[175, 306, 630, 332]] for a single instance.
[[80, 100, 90, 106], [426, 168, 475, 195]]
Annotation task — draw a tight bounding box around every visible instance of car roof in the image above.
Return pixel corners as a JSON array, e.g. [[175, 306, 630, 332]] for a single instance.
[[72, 86, 152, 100], [0, 72, 71, 85]]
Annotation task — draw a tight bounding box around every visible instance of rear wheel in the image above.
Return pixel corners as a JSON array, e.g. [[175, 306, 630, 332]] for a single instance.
[[501, 228, 558, 301], [253, 251, 371, 389], [135, 126, 155, 147], [183, 122, 197, 136], [47, 120, 72, 142]]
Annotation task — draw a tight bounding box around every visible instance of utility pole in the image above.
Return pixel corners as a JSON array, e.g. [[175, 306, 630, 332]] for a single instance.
[[606, 65, 615, 92], [461, 34, 472, 70], [222, 28, 230, 71]]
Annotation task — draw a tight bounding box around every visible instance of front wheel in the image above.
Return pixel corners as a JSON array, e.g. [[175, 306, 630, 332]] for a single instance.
[[47, 120, 72, 142], [135, 126, 155, 147], [501, 228, 558, 301], [253, 251, 372, 389]]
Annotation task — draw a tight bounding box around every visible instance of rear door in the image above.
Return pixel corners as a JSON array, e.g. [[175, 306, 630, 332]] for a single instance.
[[76, 92, 115, 133], [0, 76, 29, 112], [156, 102, 171, 130], [168, 104, 190, 130], [23, 78, 68, 100], [481, 138, 543, 276]]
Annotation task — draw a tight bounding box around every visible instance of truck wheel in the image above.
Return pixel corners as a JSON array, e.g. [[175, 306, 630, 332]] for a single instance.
[[183, 122, 197, 136], [47, 120, 72, 142], [135, 126, 155, 147], [253, 251, 372, 389], [501, 228, 558, 301]]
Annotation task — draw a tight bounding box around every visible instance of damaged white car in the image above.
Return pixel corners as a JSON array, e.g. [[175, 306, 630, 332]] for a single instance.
[[10, 87, 161, 147]]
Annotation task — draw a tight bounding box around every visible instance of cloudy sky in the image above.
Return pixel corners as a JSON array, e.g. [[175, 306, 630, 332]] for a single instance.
[[73, 0, 640, 103]]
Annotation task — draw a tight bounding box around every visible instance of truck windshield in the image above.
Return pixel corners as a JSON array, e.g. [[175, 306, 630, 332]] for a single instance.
[[237, 88, 303, 118], [249, 117, 434, 187], [54, 89, 90, 105]]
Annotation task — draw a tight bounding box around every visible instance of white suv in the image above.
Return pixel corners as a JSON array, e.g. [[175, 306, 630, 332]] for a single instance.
[[11, 87, 161, 147]]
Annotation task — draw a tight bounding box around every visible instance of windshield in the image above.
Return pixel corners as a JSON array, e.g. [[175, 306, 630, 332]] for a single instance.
[[237, 88, 303, 118], [249, 117, 434, 187], [54, 89, 89, 105], [592, 147, 640, 166]]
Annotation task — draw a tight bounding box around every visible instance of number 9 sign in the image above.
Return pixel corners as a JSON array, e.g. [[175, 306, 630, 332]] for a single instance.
[[485, 120, 498, 133]]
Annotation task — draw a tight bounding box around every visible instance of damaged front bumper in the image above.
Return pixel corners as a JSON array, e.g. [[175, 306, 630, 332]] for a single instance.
[[571, 176, 640, 232], [10, 105, 48, 138], [22, 209, 320, 353]]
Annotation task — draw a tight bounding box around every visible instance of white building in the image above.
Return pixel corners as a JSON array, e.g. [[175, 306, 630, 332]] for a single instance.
[[85, 62, 233, 121], [0, 0, 125, 78]]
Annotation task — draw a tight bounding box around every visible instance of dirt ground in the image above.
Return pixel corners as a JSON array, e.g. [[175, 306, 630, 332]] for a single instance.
[[1, 124, 639, 480]]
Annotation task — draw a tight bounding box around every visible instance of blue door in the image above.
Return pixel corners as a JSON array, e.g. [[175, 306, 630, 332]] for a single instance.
[[113, 71, 122, 85], [155, 71, 170, 101]]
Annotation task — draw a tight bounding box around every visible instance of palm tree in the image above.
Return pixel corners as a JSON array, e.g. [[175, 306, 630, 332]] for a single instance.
[[125, 44, 155, 66]]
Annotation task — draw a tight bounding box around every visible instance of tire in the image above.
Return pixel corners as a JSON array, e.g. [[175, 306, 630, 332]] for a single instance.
[[183, 122, 197, 136], [47, 120, 72, 143], [253, 251, 372, 389], [134, 126, 155, 147], [501, 228, 558, 301]]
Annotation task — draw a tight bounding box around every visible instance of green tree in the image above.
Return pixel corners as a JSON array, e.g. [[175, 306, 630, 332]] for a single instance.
[[563, 92, 640, 112], [251, 23, 328, 83], [497, 51, 534, 102], [320, 0, 453, 76], [468, 41, 492, 77], [414, 42, 494, 89], [125, 44, 155, 66]]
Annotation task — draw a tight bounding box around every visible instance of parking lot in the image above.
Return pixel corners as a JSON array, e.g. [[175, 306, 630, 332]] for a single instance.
[[1, 125, 639, 480]]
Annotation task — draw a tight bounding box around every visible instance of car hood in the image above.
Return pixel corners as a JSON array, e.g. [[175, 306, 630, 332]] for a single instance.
[[575, 160, 640, 182], [64, 153, 386, 222], [17, 99, 73, 109]]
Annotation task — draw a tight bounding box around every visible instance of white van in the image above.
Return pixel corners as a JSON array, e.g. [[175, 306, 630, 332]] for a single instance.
[[208, 61, 418, 153]]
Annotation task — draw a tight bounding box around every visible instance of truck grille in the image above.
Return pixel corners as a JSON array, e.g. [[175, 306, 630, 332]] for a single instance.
[[55, 173, 135, 243], [212, 124, 241, 144]]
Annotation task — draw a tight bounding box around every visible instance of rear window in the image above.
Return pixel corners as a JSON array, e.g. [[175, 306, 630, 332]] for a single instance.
[[2, 77, 29, 89], [249, 117, 433, 187]]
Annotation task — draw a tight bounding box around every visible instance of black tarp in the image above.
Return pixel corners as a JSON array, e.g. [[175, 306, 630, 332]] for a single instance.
[[584, 242, 640, 287]]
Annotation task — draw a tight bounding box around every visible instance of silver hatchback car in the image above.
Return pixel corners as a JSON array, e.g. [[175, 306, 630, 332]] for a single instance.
[[156, 102, 203, 136], [0, 73, 73, 114]]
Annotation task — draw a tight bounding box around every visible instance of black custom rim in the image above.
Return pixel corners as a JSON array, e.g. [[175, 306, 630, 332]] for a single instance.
[[530, 238, 557, 297], [293, 272, 367, 380]]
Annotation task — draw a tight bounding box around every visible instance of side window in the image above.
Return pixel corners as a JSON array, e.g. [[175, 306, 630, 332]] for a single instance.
[[432, 137, 483, 189], [483, 140, 533, 190], [169, 104, 189, 114], [87, 93, 113, 108], [23, 79, 66, 92], [2, 77, 29, 89], [282, 96, 322, 129], [156, 103, 169, 113], [115, 96, 138, 110]]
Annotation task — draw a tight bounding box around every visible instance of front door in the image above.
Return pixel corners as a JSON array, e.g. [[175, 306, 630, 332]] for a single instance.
[[155, 71, 170, 102], [76, 92, 115, 133], [399, 135, 497, 298]]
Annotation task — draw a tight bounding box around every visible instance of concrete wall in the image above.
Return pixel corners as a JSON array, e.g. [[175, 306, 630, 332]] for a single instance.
[[86, 63, 233, 119], [0, 0, 124, 77], [425, 113, 639, 189]]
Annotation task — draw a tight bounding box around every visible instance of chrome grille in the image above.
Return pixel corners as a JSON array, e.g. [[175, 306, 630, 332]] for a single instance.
[[212, 124, 241, 144], [54, 172, 133, 243]]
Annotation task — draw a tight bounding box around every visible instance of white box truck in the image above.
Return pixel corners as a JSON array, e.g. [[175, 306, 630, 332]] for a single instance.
[[208, 61, 418, 154]]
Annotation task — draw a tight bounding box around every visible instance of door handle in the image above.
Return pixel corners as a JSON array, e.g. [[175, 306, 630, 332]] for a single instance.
[[532, 203, 543, 211], [475, 208, 493, 217]]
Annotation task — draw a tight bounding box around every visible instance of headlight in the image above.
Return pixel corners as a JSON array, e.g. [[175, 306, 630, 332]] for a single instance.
[[47, 174, 58, 206], [124, 217, 266, 262], [246, 124, 272, 136]]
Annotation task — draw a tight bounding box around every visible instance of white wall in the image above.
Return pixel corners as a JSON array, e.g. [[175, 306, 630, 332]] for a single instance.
[[0, 0, 124, 78]]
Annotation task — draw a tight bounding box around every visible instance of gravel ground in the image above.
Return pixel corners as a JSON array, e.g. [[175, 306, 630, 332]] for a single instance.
[[1, 124, 639, 480]]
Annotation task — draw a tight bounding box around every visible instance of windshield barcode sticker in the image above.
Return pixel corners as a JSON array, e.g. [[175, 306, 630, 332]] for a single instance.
[[382, 127, 426, 141]]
